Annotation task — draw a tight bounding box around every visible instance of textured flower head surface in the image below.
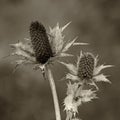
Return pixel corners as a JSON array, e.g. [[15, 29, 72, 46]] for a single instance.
[[60, 51, 113, 89], [64, 82, 96, 118], [10, 21, 87, 75]]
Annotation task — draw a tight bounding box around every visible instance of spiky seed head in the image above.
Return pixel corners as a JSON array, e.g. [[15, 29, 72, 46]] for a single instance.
[[30, 21, 53, 64], [77, 53, 94, 80]]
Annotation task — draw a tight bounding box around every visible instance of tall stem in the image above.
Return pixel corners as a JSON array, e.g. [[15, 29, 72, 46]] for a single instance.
[[46, 67, 61, 120]]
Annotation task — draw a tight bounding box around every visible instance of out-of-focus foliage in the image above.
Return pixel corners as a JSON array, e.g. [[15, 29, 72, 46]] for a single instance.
[[0, 0, 119, 120]]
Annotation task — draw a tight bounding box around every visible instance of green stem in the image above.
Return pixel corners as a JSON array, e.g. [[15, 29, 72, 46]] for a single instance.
[[46, 67, 61, 120]]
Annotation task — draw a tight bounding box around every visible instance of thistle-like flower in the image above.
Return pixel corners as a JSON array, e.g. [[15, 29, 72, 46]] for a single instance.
[[62, 52, 112, 120], [10, 21, 87, 76], [60, 51, 113, 89]]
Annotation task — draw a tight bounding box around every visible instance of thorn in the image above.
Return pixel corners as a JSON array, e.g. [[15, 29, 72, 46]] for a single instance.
[[73, 42, 89, 46], [62, 21, 71, 31]]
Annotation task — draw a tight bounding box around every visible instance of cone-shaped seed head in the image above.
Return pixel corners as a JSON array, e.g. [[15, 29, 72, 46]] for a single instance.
[[78, 53, 94, 80], [30, 21, 53, 64]]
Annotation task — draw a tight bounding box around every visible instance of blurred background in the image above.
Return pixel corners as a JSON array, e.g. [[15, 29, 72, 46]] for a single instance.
[[0, 0, 120, 120]]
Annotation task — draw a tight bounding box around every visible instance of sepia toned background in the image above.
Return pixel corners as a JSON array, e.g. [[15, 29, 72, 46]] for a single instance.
[[0, 0, 120, 120]]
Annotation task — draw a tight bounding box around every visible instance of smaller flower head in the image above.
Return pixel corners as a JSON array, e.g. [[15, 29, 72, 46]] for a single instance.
[[60, 51, 113, 89]]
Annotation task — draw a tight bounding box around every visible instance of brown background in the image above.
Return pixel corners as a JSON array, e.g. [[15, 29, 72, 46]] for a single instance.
[[0, 0, 119, 120]]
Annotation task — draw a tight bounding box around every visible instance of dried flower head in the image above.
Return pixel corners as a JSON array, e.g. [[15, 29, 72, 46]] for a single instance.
[[30, 21, 53, 64], [64, 82, 96, 119], [10, 21, 87, 76], [60, 51, 113, 89], [77, 52, 94, 81]]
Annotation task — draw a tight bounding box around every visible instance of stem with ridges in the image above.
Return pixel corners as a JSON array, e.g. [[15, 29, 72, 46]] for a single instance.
[[46, 66, 61, 120]]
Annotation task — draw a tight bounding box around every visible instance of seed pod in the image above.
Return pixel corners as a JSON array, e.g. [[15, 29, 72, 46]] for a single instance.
[[77, 53, 94, 80], [30, 21, 53, 64]]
